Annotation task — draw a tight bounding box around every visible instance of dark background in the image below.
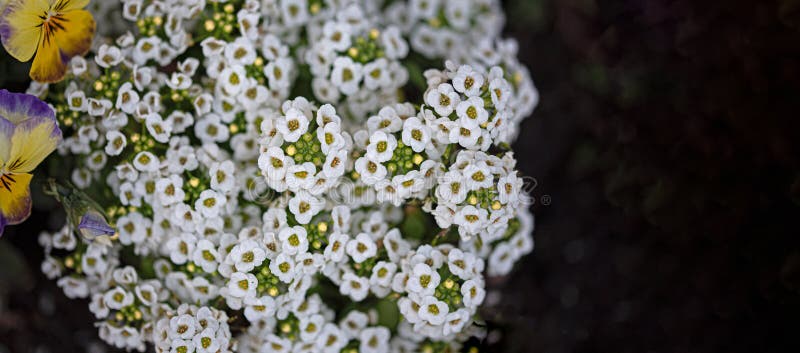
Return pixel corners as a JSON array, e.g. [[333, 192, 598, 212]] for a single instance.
[[3, 0, 800, 352]]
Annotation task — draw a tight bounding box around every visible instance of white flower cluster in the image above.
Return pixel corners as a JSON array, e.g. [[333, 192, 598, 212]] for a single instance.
[[33, 0, 539, 351]]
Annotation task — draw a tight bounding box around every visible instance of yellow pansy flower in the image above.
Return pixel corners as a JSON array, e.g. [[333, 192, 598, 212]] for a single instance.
[[0, 89, 62, 236], [0, 0, 96, 83]]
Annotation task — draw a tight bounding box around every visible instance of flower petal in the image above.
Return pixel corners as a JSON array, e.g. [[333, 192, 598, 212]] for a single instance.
[[7, 112, 61, 173], [29, 26, 69, 83], [0, 172, 33, 226], [0, 89, 56, 124], [78, 210, 115, 238], [0, 0, 44, 62], [53, 8, 94, 58], [55, 0, 89, 12], [0, 116, 13, 164]]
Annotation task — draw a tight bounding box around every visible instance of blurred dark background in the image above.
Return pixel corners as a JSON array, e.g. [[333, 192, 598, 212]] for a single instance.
[[3, 0, 800, 352]]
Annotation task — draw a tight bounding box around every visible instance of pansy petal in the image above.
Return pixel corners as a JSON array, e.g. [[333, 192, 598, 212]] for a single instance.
[[0, 116, 13, 164], [7, 113, 61, 173], [0, 0, 45, 62], [0, 89, 56, 124], [53, 8, 94, 58], [78, 210, 115, 240], [55, 0, 90, 12], [0, 172, 33, 226], [29, 28, 69, 83]]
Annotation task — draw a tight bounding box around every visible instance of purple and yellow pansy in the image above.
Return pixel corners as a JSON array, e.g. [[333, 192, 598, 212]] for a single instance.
[[0, 89, 62, 236], [0, 0, 96, 83]]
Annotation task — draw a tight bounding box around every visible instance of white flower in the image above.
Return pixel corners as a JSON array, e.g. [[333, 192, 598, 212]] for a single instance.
[[262, 208, 288, 233], [88, 293, 109, 319], [259, 146, 290, 182], [228, 240, 266, 272], [156, 174, 185, 206], [132, 151, 159, 172], [285, 162, 317, 190], [265, 57, 294, 89], [488, 242, 517, 276], [324, 232, 349, 262], [447, 248, 476, 280], [312, 77, 341, 103], [278, 225, 309, 255], [296, 252, 324, 274], [289, 191, 324, 224], [354, 157, 387, 185], [218, 64, 248, 95], [280, 0, 309, 26], [193, 327, 221, 353], [418, 296, 449, 325], [425, 83, 460, 117], [359, 327, 390, 353], [331, 206, 351, 233], [461, 279, 486, 308], [195, 113, 230, 143], [489, 76, 512, 109], [367, 106, 403, 133], [370, 261, 397, 288], [497, 173, 523, 205], [406, 263, 440, 296], [243, 295, 276, 322], [449, 121, 481, 150], [322, 21, 352, 51], [442, 308, 471, 336], [165, 233, 196, 265], [227, 271, 258, 298], [463, 162, 494, 191], [317, 121, 345, 154], [224, 37, 257, 65], [401, 116, 431, 153], [375, 179, 402, 206], [115, 82, 140, 114], [195, 190, 226, 218], [393, 171, 424, 197], [454, 205, 488, 235], [452, 65, 485, 97], [456, 96, 489, 126], [322, 148, 348, 178], [103, 286, 133, 310], [384, 229, 411, 263], [66, 90, 87, 112], [192, 239, 220, 273], [261, 34, 289, 60], [331, 56, 363, 95], [363, 58, 391, 90], [381, 26, 408, 60], [339, 310, 369, 339], [298, 314, 325, 342], [277, 107, 310, 142], [410, 0, 440, 19], [436, 171, 467, 204], [346, 233, 378, 264], [169, 339, 194, 353], [315, 323, 348, 353], [366, 131, 397, 163], [339, 272, 369, 301], [210, 160, 236, 193], [104, 130, 127, 156], [169, 314, 197, 339], [95, 44, 123, 68], [270, 253, 297, 283]]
